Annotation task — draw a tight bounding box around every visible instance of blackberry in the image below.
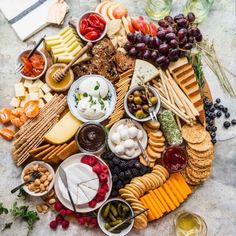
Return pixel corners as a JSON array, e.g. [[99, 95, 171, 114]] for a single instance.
[[128, 160, 136, 168], [139, 168, 147, 175], [125, 170, 132, 179], [113, 157, 121, 165], [107, 160, 114, 168], [120, 161, 128, 171], [116, 180, 123, 189], [112, 174, 118, 183], [134, 161, 142, 169], [119, 172, 125, 180], [131, 168, 139, 177], [123, 179, 130, 185], [112, 166, 120, 175], [101, 151, 114, 160]]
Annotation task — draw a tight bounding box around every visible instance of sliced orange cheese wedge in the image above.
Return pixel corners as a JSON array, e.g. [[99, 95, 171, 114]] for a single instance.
[[163, 183, 180, 208], [153, 189, 171, 213], [158, 186, 176, 211], [149, 190, 166, 215], [169, 176, 187, 199], [172, 173, 192, 195], [140, 197, 155, 221], [166, 180, 185, 203]]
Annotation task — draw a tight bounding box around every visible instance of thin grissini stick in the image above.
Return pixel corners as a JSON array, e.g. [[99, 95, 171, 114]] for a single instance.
[[176, 116, 182, 130], [159, 71, 170, 102]]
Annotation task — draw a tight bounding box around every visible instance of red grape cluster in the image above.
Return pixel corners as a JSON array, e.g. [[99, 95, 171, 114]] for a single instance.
[[125, 12, 203, 69]]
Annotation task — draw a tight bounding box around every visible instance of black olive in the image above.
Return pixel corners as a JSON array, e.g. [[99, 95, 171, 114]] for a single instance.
[[208, 120, 214, 126], [211, 126, 217, 132], [214, 103, 219, 109]]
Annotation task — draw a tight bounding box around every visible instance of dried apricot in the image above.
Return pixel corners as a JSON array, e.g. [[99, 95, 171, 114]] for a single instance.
[[11, 108, 23, 117], [19, 113, 28, 124], [23, 101, 40, 118], [0, 128, 15, 141], [11, 117, 23, 127], [0, 108, 12, 124]]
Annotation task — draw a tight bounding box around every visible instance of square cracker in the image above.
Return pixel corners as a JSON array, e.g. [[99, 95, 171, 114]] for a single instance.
[[57, 141, 79, 160]]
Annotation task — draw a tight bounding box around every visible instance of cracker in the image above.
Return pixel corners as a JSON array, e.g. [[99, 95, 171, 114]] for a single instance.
[[149, 144, 165, 153], [42, 145, 62, 161], [57, 140, 79, 160], [134, 215, 148, 230], [190, 157, 212, 168], [187, 146, 214, 158], [35, 145, 56, 159], [48, 143, 67, 163], [29, 144, 51, 156], [187, 133, 212, 152], [181, 170, 200, 186], [188, 160, 211, 172], [187, 166, 211, 180], [145, 120, 160, 130], [182, 124, 207, 144]]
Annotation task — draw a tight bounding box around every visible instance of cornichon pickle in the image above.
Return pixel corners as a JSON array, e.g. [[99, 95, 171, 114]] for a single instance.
[[102, 203, 111, 219], [110, 219, 123, 226], [111, 229, 121, 234], [109, 212, 117, 222], [117, 203, 123, 216], [104, 223, 111, 230], [110, 204, 118, 217]]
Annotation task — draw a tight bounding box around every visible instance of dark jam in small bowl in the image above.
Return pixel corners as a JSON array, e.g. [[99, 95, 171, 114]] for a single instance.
[[162, 146, 188, 173], [76, 122, 106, 153]]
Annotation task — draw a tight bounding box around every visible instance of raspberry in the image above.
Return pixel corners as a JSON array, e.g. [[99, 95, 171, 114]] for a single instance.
[[81, 155, 94, 165], [49, 220, 58, 230], [95, 193, 105, 202], [54, 201, 63, 211], [55, 214, 64, 223], [78, 217, 86, 225], [88, 156, 97, 166], [101, 165, 108, 173], [61, 220, 70, 229], [65, 209, 73, 215], [75, 213, 81, 218], [99, 172, 107, 182], [101, 183, 109, 192], [92, 162, 102, 174], [88, 200, 97, 208], [59, 209, 67, 216], [98, 188, 107, 196], [88, 218, 98, 228]]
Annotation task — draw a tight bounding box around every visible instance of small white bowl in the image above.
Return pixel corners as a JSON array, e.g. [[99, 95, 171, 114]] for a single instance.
[[124, 86, 161, 122], [17, 49, 47, 80], [98, 198, 134, 236], [21, 161, 55, 197], [76, 11, 108, 43]]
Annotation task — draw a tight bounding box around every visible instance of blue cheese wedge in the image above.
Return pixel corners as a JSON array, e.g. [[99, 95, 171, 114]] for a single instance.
[[130, 59, 160, 88]]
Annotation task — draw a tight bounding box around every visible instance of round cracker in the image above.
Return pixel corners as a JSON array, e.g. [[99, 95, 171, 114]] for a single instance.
[[143, 124, 155, 133], [149, 144, 165, 153], [120, 192, 135, 199], [119, 188, 139, 199], [139, 177, 152, 190], [145, 120, 160, 130], [148, 139, 165, 148], [187, 146, 214, 159], [188, 133, 212, 152], [190, 157, 212, 168], [188, 159, 211, 172], [125, 197, 142, 205], [146, 145, 161, 159], [143, 175, 156, 190], [148, 131, 163, 138], [181, 170, 200, 186], [153, 165, 169, 179], [134, 215, 148, 230], [187, 166, 211, 180], [125, 186, 141, 198], [182, 124, 207, 144], [131, 178, 146, 193]]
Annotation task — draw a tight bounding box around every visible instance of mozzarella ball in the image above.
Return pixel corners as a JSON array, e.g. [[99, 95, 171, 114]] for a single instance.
[[119, 129, 129, 141], [124, 139, 135, 149], [128, 126, 138, 139], [111, 132, 121, 145], [125, 148, 135, 157], [137, 130, 144, 140], [133, 141, 139, 150], [114, 144, 125, 155], [117, 124, 125, 130]]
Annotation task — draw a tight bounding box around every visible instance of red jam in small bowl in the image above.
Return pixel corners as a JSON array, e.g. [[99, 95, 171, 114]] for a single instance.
[[162, 146, 188, 173]]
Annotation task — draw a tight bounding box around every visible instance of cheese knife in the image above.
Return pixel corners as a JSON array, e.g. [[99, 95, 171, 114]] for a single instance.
[[58, 166, 77, 213]]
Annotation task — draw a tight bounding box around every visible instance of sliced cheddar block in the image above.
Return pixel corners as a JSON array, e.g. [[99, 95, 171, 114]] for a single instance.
[[149, 190, 166, 215], [166, 179, 184, 203], [158, 186, 176, 211], [153, 189, 171, 213], [169, 176, 187, 199], [172, 173, 192, 195], [140, 197, 155, 221], [163, 183, 180, 208], [145, 194, 162, 219]]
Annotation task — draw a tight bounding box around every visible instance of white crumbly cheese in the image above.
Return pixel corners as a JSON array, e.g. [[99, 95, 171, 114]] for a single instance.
[[33, 79, 44, 88], [43, 92, 53, 102], [23, 79, 33, 88], [130, 59, 160, 88], [41, 83, 52, 93], [29, 92, 39, 101], [14, 83, 25, 97], [38, 89, 44, 98], [10, 97, 21, 107], [39, 99, 45, 108], [28, 84, 39, 93]]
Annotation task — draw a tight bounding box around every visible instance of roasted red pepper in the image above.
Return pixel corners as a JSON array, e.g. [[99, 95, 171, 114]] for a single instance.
[[84, 31, 100, 40], [93, 14, 106, 25], [80, 18, 89, 34], [87, 14, 101, 29]]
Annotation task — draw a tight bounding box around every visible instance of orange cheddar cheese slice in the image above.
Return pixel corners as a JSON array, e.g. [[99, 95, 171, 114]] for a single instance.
[[166, 180, 185, 203], [147, 193, 163, 218], [149, 190, 166, 214], [172, 173, 192, 195], [153, 189, 171, 213], [169, 176, 187, 199], [140, 197, 155, 221], [158, 186, 176, 211], [163, 184, 180, 207], [143, 195, 161, 219]]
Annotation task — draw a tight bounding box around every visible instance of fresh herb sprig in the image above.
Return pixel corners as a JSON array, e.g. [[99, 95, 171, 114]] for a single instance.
[[17, 188, 29, 200], [0, 203, 8, 215]]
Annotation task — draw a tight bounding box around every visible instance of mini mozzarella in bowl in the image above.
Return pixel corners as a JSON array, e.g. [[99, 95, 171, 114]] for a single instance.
[[108, 119, 147, 160], [68, 74, 117, 123]]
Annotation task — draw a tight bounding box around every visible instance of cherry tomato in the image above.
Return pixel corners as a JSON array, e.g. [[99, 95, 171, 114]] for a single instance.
[[81, 27, 97, 35], [92, 14, 106, 25], [84, 31, 100, 40], [80, 18, 89, 34], [88, 14, 101, 28]]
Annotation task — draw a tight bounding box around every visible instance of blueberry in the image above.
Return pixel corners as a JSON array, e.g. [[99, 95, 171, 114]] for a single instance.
[[218, 105, 224, 110], [111, 190, 118, 197], [211, 138, 217, 144], [203, 97, 208, 103], [116, 180, 123, 189], [223, 121, 231, 128], [222, 107, 228, 113], [209, 107, 215, 112], [119, 172, 125, 180], [210, 132, 216, 138], [225, 112, 230, 118], [215, 98, 221, 103], [113, 158, 121, 165], [206, 117, 211, 123], [214, 103, 219, 109], [216, 111, 222, 117], [208, 120, 214, 126], [134, 162, 141, 169], [125, 170, 132, 179], [212, 113, 216, 119], [206, 126, 211, 131], [112, 166, 120, 175], [231, 119, 236, 125], [112, 174, 118, 183], [211, 126, 217, 132]]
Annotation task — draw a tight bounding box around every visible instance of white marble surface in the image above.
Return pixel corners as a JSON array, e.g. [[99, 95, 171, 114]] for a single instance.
[[0, 0, 236, 236]]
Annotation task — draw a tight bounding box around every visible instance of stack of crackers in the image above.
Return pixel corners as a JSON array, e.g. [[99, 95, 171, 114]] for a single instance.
[[181, 124, 214, 185], [29, 140, 79, 164], [106, 68, 133, 128]]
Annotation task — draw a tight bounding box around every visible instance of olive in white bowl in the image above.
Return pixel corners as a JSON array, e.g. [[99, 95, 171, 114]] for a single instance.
[[98, 198, 134, 236], [21, 161, 55, 197], [124, 86, 161, 122]]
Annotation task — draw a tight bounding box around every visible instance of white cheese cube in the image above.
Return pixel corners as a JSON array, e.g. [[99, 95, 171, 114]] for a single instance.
[[25, 92, 30, 101], [29, 92, 39, 101], [10, 97, 21, 107], [33, 79, 44, 88], [38, 89, 44, 98], [39, 99, 45, 108], [28, 85, 39, 93], [43, 92, 53, 103], [23, 79, 33, 88], [20, 100, 26, 108], [41, 83, 52, 93], [14, 83, 25, 97]]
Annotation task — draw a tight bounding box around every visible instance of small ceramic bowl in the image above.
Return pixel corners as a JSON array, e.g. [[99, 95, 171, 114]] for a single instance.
[[21, 161, 55, 197], [97, 198, 134, 236], [17, 49, 47, 80], [76, 11, 107, 43], [124, 86, 161, 122]]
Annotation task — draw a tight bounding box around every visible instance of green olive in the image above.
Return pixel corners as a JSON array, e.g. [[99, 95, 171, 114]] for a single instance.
[[142, 104, 149, 112], [133, 96, 142, 105], [150, 96, 158, 105], [133, 90, 141, 97], [135, 109, 145, 119], [128, 95, 134, 102]]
